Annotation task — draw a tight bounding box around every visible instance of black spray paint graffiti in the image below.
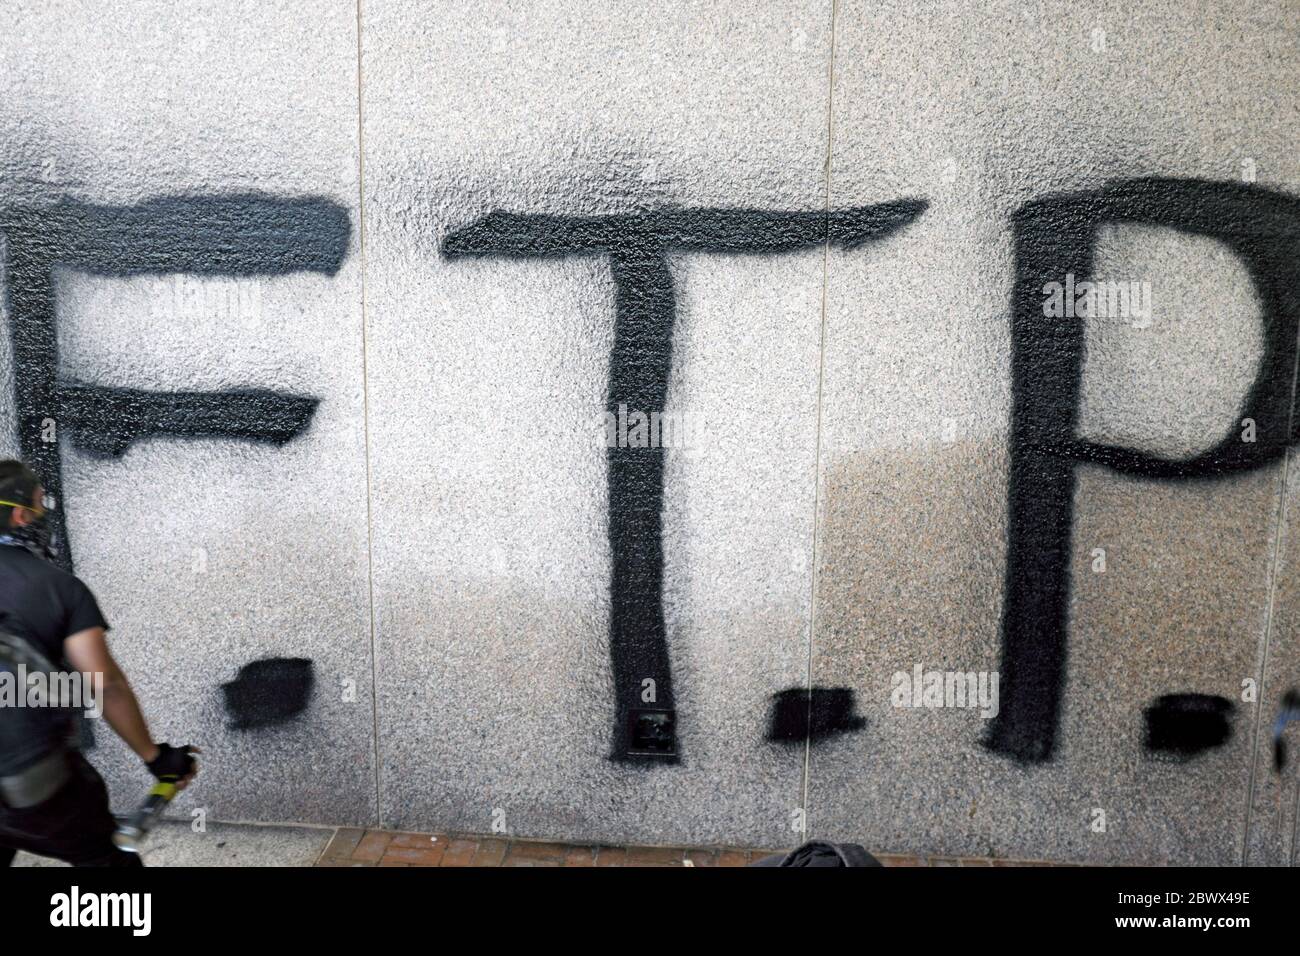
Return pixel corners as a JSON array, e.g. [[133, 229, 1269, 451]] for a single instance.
[[1, 194, 348, 736], [443, 202, 927, 761], [222, 657, 315, 729], [986, 178, 1300, 764], [7, 181, 1289, 764], [57, 386, 318, 459], [767, 687, 867, 744], [1143, 694, 1235, 760], [1, 194, 348, 570]]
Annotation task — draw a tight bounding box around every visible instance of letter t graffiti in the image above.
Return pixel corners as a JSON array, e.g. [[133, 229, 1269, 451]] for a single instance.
[[443, 200, 927, 760]]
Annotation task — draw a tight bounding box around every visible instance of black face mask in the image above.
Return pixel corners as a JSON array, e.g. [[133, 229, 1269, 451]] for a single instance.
[[0, 503, 53, 560], [6, 513, 52, 558]]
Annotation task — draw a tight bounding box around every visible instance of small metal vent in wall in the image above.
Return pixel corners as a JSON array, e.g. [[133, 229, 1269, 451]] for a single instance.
[[628, 709, 676, 757]]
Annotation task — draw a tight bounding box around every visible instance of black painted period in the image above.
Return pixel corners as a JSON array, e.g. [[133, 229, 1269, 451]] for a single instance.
[[987, 178, 1300, 764], [443, 201, 927, 761], [221, 656, 315, 729], [0, 194, 349, 570], [1143, 694, 1234, 759], [767, 687, 867, 743]]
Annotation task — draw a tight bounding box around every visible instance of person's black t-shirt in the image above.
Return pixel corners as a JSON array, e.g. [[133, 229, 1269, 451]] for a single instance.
[[0, 544, 109, 667]]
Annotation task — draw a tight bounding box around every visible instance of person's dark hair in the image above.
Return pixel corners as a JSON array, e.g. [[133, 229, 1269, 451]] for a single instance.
[[0, 460, 41, 527]]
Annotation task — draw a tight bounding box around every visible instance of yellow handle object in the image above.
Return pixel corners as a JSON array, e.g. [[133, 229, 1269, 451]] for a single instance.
[[150, 780, 178, 801]]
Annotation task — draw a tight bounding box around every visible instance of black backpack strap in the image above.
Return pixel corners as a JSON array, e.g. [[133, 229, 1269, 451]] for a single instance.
[[0, 628, 76, 805], [0, 629, 60, 681]]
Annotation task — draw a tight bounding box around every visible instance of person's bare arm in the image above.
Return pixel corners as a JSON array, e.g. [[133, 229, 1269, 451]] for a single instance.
[[64, 626, 196, 789], [64, 626, 156, 760]]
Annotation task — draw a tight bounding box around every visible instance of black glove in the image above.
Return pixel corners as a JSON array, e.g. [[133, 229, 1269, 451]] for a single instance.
[[146, 743, 197, 780]]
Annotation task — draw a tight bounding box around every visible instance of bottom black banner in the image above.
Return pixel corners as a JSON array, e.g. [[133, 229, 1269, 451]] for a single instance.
[[0, 864, 1282, 943]]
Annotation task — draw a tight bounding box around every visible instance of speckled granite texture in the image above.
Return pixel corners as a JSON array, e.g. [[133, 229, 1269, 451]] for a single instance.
[[0, 0, 1296, 863]]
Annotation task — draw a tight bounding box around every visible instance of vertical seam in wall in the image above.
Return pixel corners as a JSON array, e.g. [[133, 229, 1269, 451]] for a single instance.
[[802, 0, 839, 836], [1244, 449, 1291, 864], [1241, 310, 1300, 865], [354, 0, 383, 828]]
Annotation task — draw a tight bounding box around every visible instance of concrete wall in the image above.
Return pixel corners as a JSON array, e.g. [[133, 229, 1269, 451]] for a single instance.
[[1, 0, 1297, 864]]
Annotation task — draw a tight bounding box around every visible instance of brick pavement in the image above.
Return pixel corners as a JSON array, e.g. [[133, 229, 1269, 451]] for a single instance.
[[314, 828, 1073, 867]]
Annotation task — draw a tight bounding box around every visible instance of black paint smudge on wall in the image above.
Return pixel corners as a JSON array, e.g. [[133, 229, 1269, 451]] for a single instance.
[[221, 656, 315, 729], [442, 202, 927, 761], [767, 687, 867, 743], [1143, 694, 1234, 759], [986, 178, 1300, 764], [0, 194, 349, 570]]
